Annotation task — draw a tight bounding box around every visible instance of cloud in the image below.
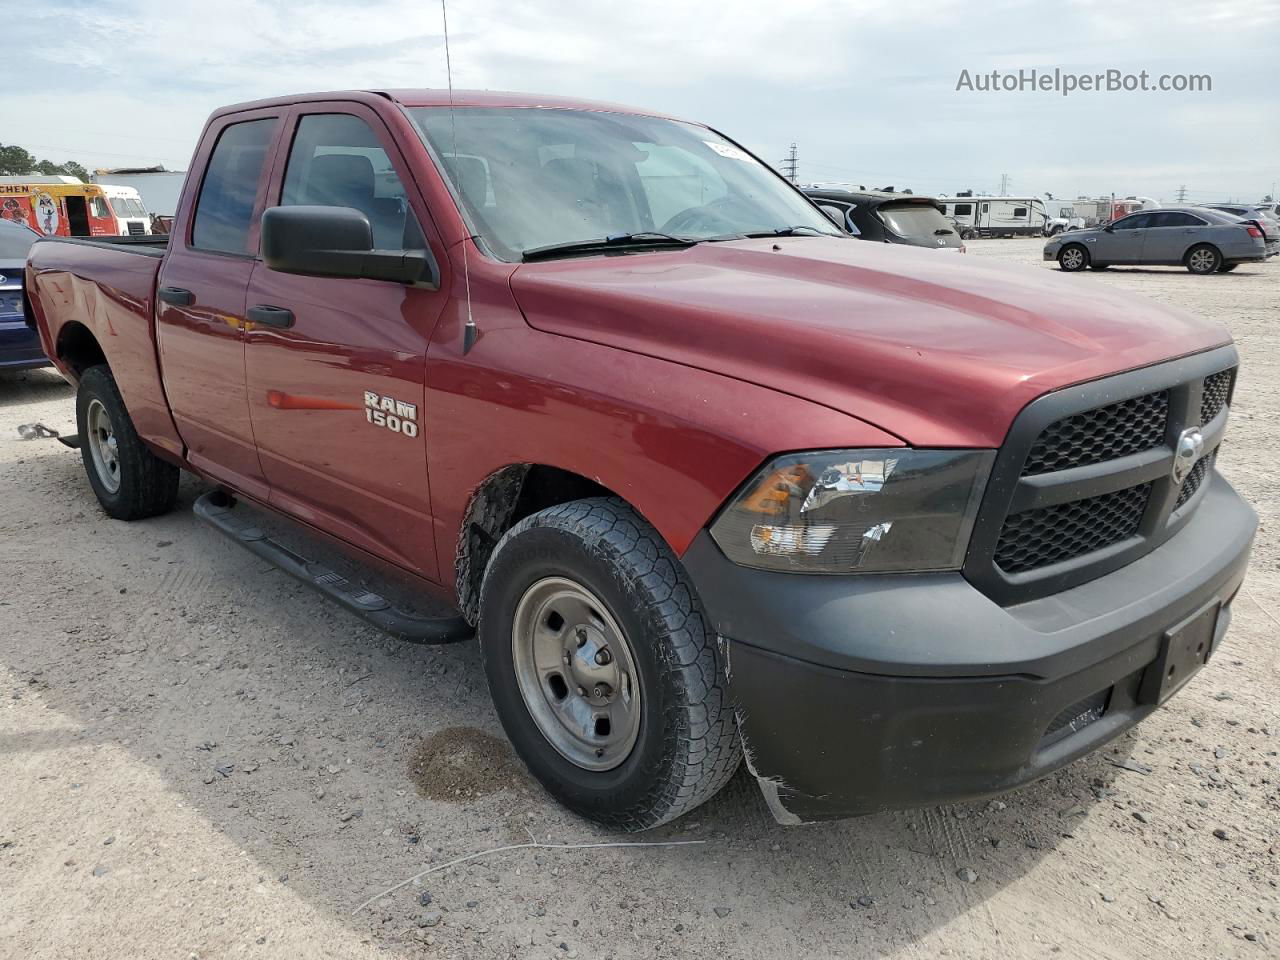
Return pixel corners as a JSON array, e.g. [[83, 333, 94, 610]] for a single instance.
[[2, 0, 1276, 199]]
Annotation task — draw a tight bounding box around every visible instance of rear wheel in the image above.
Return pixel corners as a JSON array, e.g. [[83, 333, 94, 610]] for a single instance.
[[1186, 244, 1221, 274], [479, 497, 740, 830], [1058, 244, 1089, 271], [76, 365, 179, 520]]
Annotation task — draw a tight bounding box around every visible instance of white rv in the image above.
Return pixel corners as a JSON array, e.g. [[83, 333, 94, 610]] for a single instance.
[[93, 184, 153, 235], [938, 196, 1049, 237]]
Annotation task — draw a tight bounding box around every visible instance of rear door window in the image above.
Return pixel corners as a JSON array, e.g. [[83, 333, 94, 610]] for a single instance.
[[192, 118, 276, 254]]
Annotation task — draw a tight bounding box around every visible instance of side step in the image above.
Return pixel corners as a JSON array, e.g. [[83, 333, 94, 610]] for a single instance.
[[194, 490, 474, 644]]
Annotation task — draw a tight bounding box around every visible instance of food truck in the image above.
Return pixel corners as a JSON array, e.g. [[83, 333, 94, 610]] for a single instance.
[[0, 181, 121, 237]]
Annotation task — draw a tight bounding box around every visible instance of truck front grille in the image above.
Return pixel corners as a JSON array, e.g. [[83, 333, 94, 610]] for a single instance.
[[1200, 369, 1234, 424], [1174, 451, 1215, 511], [1022, 391, 1168, 476], [994, 484, 1151, 574], [965, 347, 1238, 605]]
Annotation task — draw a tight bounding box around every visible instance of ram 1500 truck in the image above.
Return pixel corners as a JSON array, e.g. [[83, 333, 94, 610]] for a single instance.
[[26, 90, 1256, 828]]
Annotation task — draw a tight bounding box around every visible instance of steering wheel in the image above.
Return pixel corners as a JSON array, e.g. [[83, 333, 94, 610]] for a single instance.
[[659, 196, 743, 236]]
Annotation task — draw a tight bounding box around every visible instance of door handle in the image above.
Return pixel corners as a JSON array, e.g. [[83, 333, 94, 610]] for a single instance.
[[158, 286, 194, 306], [247, 305, 295, 329]]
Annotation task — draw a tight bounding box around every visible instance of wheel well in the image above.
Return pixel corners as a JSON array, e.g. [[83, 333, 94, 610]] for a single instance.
[[454, 464, 615, 625], [57, 322, 107, 376]]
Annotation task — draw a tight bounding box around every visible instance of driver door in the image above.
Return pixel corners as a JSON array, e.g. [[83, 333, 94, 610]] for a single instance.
[[243, 104, 450, 579], [1092, 213, 1150, 264]]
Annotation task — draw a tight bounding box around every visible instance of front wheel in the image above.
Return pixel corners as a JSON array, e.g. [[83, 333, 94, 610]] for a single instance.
[[1058, 244, 1089, 271], [1186, 244, 1222, 274], [76, 364, 180, 520], [479, 498, 741, 830]]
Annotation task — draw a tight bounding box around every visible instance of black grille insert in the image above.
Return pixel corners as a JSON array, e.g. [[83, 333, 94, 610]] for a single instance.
[[1174, 451, 1214, 511], [1022, 391, 1168, 476], [995, 484, 1151, 574], [1200, 368, 1234, 424]]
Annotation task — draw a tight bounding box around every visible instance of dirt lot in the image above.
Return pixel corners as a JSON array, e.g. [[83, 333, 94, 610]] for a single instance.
[[1, 238, 1276, 959]]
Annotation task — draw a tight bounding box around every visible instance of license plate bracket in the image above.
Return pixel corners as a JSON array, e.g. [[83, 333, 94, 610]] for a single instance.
[[1138, 601, 1220, 705]]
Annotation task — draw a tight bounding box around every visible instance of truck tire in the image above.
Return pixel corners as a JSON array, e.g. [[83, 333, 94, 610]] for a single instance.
[[479, 497, 741, 830], [1185, 244, 1221, 275], [76, 364, 180, 520], [1057, 244, 1089, 271]]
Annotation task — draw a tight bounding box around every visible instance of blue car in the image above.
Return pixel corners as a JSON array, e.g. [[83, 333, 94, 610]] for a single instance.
[[0, 218, 49, 370]]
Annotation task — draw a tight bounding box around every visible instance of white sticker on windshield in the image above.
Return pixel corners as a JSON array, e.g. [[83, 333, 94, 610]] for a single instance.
[[703, 140, 754, 162]]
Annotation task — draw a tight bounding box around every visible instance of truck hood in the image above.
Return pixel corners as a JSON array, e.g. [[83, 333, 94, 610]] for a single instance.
[[509, 237, 1231, 447]]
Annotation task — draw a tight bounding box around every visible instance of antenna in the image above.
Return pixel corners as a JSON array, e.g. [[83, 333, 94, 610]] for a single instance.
[[441, 0, 477, 354]]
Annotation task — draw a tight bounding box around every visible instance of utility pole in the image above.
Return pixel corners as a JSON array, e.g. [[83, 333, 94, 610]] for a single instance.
[[780, 143, 799, 184], [1175, 184, 1188, 202], [998, 173, 1010, 196]]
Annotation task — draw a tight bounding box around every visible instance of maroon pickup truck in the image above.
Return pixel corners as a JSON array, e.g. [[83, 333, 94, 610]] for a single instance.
[[26, 90, 1255, 828]]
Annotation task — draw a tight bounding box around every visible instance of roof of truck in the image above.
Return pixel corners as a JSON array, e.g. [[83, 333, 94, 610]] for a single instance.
[[212, 89, 682, 122]]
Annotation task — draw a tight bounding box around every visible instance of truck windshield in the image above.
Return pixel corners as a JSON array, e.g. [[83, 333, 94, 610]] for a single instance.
[[408, 107, 842, 261]]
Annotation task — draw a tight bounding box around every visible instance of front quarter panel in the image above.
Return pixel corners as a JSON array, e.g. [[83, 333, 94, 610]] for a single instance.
[[423, 253, 902, 584]]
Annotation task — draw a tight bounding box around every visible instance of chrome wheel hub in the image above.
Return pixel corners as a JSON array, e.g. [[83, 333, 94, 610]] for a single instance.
[[86, 398, 121, 493], [1061, 248, 1083, 269], [511, 577, 642, 771], [1189, 250, 1215, 272]]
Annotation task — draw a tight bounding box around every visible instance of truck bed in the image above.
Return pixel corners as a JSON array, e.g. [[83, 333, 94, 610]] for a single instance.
[[34, 234, 170, 259], [26, 232, 184, 457]]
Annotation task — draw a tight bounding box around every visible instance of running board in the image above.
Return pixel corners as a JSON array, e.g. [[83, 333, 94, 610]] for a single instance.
[[193, 490, 474, 644]]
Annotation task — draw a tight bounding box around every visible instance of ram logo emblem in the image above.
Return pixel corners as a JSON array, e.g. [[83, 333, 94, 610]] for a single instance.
[[1171, 427, 1204, 485], [364, 391, 419, 438]]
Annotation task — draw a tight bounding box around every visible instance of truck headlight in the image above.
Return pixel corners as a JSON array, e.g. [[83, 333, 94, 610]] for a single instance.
[[708, 449, 994, 574]]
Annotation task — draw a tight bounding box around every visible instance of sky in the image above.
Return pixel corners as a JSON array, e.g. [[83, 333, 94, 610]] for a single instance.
[[4, 0, 1278, 203]]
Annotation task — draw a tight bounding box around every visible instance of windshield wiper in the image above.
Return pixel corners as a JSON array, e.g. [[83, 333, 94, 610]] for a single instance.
[[522, 232, 697, 262], [742, 225, 835, 238]]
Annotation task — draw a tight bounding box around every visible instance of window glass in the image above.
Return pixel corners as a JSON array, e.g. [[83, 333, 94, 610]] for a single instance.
[[1150, 211, 1203, 227], [879, 203, 955, 239], [953, 203, 972, 216], [1012, 206, 1028, 218], [409, 107, 841, 261], [282, 113, 426, 251], [1112, 213, 1149, 230], [0, 220, 38, 258], [192, 118, 276, 253], [90, 196, 111, 219]]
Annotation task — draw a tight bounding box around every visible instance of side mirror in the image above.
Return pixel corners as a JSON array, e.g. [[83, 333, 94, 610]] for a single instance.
[[1103, 223, 1115, 232], [260, 205, 436, 286]]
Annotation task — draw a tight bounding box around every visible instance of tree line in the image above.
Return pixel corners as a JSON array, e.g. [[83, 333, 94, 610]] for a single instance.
[[0, 144, 89, 181]]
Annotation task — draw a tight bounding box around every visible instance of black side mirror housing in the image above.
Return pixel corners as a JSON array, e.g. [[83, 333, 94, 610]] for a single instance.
[[260, 205, 437, 287]]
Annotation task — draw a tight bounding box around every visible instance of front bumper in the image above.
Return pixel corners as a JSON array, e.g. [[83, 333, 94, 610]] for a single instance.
[[683, 472, 1256, 822]]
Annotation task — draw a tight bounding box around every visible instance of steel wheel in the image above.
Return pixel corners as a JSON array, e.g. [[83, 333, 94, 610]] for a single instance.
[[85, 398, 121, 493], [510, 576, 642, 771]]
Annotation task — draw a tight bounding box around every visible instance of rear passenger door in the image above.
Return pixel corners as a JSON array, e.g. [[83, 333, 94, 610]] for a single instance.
[[1142, 211, 1205, 263], [156, 110, 282, 499], [243, 104, 449, 579]]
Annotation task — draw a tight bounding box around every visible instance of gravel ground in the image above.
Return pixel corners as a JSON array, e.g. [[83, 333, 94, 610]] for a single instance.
[[1, 238, 1276, 959]]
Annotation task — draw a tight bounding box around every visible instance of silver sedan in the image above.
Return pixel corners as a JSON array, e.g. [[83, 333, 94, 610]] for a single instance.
[[1044, 207, 1268, 274]]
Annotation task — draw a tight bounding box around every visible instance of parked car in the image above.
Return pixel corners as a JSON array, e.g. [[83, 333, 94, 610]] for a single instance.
[[1045, 207, 1268, 273], [804, 189, 964, 251], [27, 89, 1255, 828], [0, 218, 49, 370], [1203, 204, 1280, 257]]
